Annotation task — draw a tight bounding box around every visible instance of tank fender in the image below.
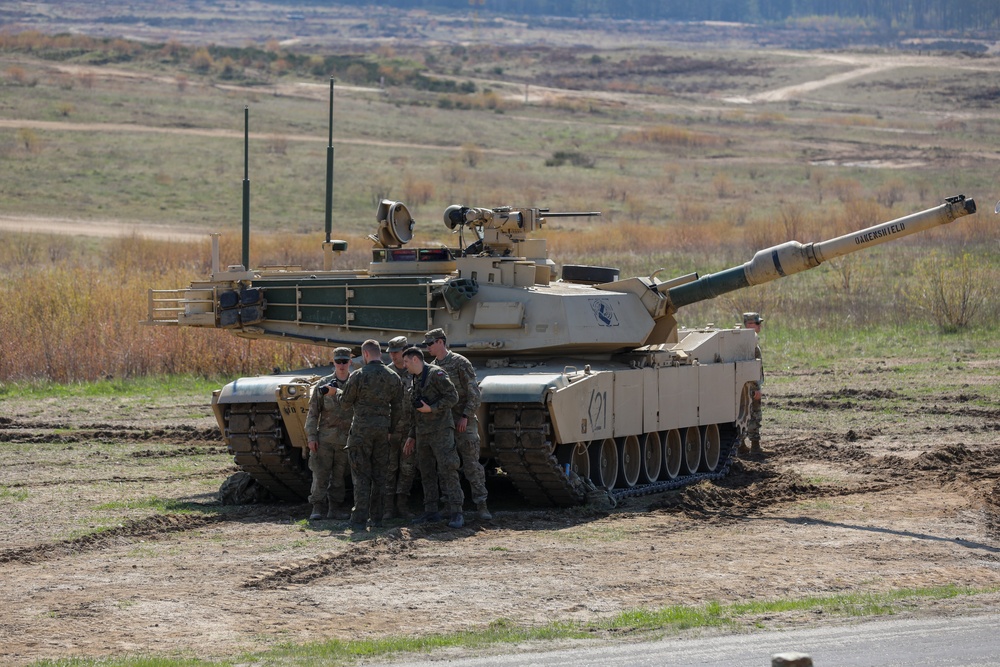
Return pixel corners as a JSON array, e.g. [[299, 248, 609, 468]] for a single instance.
[[546, 369, 616, 444], [478, 373, 569, 404], [547, 360, 761, 444], [214, 372, 323, 454]]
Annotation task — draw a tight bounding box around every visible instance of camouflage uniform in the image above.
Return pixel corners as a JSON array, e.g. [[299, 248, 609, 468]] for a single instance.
[[385, 348, 417, 518], [337, 359, 403, 526], [741, 312, 764, 456], [435, 349, 488, 506], [407, 362, 463, 515], [304, 372, 352, 512]]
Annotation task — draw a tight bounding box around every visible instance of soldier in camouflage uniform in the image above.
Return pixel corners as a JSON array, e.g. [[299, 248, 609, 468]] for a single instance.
[[335, 339, 404, 531], [383, 335, 416, 520], [401, 346, 465, 529], [304, 347, 354, 521], [424, 328, 491, 521], [739, 312, 764, 457]]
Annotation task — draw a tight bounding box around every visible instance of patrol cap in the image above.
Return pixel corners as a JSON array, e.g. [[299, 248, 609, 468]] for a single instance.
[[742, 312, 763, 325], [423, 328, 446, 345], [386, 335, 408, 352], [333, 347, 352, 362]]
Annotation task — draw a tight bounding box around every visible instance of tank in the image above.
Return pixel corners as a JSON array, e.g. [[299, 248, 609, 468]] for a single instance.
[[146, 97, 979, 506]]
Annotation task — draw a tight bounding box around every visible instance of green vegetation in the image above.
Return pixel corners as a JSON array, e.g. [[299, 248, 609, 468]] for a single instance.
[[27, 585, 997, 666], [0, 375, 223, 399], [0, 485, 29, 502], [91, 497, 201, 513]]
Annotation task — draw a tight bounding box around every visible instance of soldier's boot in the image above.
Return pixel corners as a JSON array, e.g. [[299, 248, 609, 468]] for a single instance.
[[447, 512, 465, 529], [411, 510, 442, 525], [737, 440, 751, 457], [382, 494, 398, 521], [327, 503, 350, 520], [395, 493, 414, 520], [309, 503, 325, 521], [476, 501, 492, 522], [750, 439, 763, 456]]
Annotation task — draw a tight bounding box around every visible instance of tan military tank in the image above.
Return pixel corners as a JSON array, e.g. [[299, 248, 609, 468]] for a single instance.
[[147, 99, 979, 506]]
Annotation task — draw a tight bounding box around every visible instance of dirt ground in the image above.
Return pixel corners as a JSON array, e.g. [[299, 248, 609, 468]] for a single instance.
[[1, 357, 999, 666]]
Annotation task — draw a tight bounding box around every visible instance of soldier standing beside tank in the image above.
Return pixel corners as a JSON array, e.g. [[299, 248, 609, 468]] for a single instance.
[[739, 312, 764, 457], [305, 347, 355, 521], [424, 328, 491, 521], [335, 339, 404, 531], [383, 335, 416, 520], [401, 346, 465, 529]]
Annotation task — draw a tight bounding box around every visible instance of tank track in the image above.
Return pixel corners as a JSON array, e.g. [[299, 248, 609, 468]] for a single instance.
[[490, 403, 741, 506], [223, 401, 740, 507], [224, 402, 311, 502], [489, 404, 586, 506]]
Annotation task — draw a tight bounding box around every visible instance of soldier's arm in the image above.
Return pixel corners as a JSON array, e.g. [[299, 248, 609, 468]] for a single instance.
[[304, 385, 323, 441], [438, 372, 459, 413], [388, 374, 404, 436], [336, 369, 359, 408], [459, 357, 481, 417]]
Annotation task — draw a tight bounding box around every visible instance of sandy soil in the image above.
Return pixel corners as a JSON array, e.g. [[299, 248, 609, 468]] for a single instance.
[[1, 358, 998, 666]]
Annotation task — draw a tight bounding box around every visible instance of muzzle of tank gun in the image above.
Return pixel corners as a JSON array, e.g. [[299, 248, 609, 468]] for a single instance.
[[665, 195, 977, 311]]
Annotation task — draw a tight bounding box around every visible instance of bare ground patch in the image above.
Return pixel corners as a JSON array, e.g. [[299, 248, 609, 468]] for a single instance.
[[1, 358, 999, 665]]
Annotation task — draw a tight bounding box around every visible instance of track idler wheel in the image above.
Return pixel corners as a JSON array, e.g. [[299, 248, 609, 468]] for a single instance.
[[617, 435, 641, 488], [589, 437, 618, 489], [699, 423, 721, 472], [682, 425, 701, 475], [556, 442, 591, 480], [640, 431, 662, 483], [663, 429, 682, 480]]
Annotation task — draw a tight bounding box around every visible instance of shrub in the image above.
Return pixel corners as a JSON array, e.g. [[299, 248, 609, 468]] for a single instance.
[[908, 252, 986, 333], [461, 143, 482, 168], [618, 125, 723, 148], [545, 151, 595, 168]]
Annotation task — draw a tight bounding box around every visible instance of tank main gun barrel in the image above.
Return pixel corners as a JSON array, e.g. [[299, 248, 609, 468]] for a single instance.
[[666, 195, 977, 310]]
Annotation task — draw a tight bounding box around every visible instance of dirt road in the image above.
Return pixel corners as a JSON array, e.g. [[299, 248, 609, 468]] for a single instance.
[[1, 356, 998, 665]]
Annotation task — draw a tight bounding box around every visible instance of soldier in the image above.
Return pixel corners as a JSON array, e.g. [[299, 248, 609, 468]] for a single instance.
[[423, 327, 491, 521], [304, 347, 354, 521], [335, 339, 404, 531], [401, 346, 465, 529], [383, 335, 416, 520], [739, 312, 764, 457]]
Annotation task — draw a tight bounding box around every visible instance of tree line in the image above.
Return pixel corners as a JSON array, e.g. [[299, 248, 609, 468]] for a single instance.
[[310, 0, 999, 32]]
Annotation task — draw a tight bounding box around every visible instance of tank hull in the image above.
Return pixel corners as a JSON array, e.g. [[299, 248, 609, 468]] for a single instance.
[[210, 328, 760, 505]]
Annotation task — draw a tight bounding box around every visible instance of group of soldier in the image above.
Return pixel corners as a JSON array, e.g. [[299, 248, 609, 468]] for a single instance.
[[303, 313, 765, 530], [303, 328, 490, 532]]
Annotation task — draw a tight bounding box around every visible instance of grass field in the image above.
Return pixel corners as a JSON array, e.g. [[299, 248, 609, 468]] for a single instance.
[[1, 33, 999, 383]]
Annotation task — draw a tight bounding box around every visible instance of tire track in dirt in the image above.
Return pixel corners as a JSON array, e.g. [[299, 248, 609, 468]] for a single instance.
[[774, 388, 1000, 422], [244, 531, 414, 589], [0, 418, 221, 445], [651, 443, 1000, 524], [0, 513, 226, 565], [241, 523, 494, 589], [0, 468, 237, 489]]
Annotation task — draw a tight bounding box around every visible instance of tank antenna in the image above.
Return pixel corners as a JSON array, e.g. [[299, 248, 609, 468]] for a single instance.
[[325, 78, 335, 243], [241, 105, 251, 270]]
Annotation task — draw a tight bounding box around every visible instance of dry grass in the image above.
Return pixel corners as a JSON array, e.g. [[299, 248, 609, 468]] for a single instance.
[[617, 125, 725, 148], [0, 236, 992, 383], [0, 232, 365, 383]]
